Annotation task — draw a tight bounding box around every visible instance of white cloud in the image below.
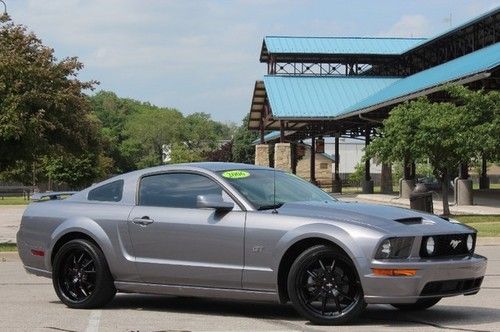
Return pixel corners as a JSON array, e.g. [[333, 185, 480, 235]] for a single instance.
[[379, 14, 431, 38]]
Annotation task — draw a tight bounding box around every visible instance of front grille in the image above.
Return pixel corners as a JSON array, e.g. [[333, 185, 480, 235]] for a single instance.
[[421, 277, 483, 296], [420, 233, 475, 258]]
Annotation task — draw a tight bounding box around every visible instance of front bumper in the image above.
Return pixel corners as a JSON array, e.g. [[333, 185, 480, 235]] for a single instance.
[[361, 254, 487, 304]]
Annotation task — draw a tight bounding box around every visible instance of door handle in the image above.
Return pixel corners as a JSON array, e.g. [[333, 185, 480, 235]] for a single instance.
[[132, 216, 154, 226]]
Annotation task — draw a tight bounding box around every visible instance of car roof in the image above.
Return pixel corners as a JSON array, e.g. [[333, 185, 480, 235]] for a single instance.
[[125, 162, 274, 177], [151, 162, 269, 172]]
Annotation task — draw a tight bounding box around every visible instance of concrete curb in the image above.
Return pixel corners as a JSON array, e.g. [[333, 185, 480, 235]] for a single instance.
[[0, 251, 19, 262], [477, 237, 500, 246]]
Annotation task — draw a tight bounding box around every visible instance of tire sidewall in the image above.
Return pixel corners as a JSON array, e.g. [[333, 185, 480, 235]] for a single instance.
[[52, 239, 115, 309], [287, 245, 365, 325]]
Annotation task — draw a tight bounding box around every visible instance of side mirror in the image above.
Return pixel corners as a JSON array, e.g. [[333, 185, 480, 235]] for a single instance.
[[196, 194, 234, 211]]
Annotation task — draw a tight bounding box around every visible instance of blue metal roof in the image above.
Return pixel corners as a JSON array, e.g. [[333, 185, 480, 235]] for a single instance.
[[263, 7, 499, 57], [264, 36, 426, 55], [342, 42, 500, 116], [401, 6, 499, 54], [252, 131, 281, 144], [263, 75, 399, 118], [263, 43, 499, 119]]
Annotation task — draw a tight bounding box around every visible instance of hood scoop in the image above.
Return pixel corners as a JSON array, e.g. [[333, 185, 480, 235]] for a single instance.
[[394, 217, 424, 225]]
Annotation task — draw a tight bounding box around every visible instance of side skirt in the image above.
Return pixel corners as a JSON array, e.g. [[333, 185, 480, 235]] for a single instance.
[[114, 281, 280, 303]]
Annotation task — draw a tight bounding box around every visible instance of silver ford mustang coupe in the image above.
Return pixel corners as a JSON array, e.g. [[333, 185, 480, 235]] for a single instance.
[[17, 162, 486, 325]]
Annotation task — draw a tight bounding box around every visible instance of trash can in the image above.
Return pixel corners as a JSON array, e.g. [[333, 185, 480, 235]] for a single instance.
[[409, 183, 433, 213]]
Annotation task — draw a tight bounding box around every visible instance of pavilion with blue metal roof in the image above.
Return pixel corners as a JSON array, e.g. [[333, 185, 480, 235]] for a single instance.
[[248, 7, 499, 195]]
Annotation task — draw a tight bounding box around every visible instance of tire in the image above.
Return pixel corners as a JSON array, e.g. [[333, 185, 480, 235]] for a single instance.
[[52, 239, 116, 308], [287, 245, 365, 325], [391, 297, 441, 311]]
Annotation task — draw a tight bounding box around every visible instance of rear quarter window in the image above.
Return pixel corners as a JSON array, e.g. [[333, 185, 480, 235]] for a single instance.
[[88, 180, 124, 202]]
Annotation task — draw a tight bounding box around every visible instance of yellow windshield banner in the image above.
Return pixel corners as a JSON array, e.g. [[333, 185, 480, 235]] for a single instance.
[[222, 170, 250, 179]]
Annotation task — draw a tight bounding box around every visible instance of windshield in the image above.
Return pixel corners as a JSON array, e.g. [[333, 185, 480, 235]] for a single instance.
[[218, 169, 336, 210]]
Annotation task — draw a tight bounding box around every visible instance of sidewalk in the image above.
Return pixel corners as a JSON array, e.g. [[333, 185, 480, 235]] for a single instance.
[[0, 206, 25, 243], [353, 194, 500, 215]]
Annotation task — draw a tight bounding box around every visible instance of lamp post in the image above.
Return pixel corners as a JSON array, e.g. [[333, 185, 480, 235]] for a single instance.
[[0, 0, 9, 22]]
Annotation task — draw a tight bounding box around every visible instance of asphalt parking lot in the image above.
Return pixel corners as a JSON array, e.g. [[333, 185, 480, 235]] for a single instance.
[[1, 244, 499, 332]]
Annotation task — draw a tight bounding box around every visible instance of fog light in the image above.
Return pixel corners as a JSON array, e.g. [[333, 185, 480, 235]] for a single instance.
[[467, 234, 474, 252], [426, 237, 435, 255], [372, 268, 417, 277]]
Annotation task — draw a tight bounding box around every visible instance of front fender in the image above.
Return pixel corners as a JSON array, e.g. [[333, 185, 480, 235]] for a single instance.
[[274, 223, 363, 263], [273, 222, 380, 280]]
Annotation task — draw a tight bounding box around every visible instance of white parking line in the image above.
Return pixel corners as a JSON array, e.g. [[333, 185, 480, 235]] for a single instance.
[[85, 310, 101, 332]]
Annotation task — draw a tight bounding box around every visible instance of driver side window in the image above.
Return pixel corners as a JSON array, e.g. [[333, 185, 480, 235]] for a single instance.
[[138, 172, 237, 209]]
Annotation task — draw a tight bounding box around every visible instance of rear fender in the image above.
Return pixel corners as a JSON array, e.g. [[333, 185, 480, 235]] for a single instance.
[[47, 217, 117, 273]]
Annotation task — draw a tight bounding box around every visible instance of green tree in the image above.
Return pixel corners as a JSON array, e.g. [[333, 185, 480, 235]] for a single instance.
[[0, 20, 100, 171], [232, 115, 258, 164], [121, 107, 184, 168], [42, 152, 112, 189], [365, 99, 427, 180], [447, 86, 500, 163], [366, 97, 475, 215], [348, 162, 364, 189]]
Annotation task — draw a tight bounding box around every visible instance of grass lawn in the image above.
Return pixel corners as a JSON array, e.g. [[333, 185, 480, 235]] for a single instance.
[[0, 196, 29, 205], [473, 183, 500, 190], [0, 243, 17, 252], [452, 215, 500, 237]]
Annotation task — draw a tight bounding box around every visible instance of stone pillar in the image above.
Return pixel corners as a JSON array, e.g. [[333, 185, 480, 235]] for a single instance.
[[400, 179, 415, 199], [274, 143, 292, 172], [332, 133, 342, 193], [479, 155, 490, 189], [362, 127, 374, 194], [456, 179, 473, 205], [255, 144, 269, 167], [380, 163, 393, 194]]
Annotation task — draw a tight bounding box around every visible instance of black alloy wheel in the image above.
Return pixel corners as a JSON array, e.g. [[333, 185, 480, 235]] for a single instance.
[[288, 245, 365, 325], [53, 239, 116, 308]]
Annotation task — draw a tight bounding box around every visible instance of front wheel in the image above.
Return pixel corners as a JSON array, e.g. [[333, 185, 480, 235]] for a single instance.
[[52, 239, 116, 308], [287, 245, 365, 325], [391, 298, 441, 311]]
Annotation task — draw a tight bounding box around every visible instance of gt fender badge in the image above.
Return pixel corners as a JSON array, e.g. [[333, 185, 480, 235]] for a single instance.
[[252, 246, 264, 253]]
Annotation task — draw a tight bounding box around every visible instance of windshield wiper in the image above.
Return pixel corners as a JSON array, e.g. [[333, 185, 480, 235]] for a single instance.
[[257, 203, 284, 211]]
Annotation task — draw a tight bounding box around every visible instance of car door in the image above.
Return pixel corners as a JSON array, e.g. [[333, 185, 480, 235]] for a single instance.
[[128, 171, 246, 289]]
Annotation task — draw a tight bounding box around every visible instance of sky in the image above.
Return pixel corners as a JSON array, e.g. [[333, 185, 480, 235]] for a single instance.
[[5, 0, 500, 124]]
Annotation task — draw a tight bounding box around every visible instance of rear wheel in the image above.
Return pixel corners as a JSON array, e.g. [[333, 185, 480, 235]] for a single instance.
[[52, 239, 116, 308], [391, 297, 441, 311], [287, 245, 365, 325]]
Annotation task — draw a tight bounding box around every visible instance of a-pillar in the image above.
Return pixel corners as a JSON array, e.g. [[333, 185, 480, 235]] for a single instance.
[[455, 163, 473, 205], [310, 135, 317, 184], [362, 127, 374, 194], [479, 155, 490, 189], [274, 143, 292, 172], [380, 163, 393, 194], [255, 145, 269, 167], [400, 159, 415, 198], [332, 132, 342, 193]]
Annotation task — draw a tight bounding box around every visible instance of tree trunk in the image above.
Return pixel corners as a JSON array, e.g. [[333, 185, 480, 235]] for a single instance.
[[441, 169, 450, 216]]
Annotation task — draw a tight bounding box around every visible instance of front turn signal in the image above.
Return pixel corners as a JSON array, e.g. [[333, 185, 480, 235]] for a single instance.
[[372, 268, 417, 277]]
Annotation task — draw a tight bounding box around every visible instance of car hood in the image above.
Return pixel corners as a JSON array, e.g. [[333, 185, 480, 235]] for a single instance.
[[275, 201, 473, 235]]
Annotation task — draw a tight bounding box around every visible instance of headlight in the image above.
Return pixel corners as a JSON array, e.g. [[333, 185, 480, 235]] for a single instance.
[[375, 237, 414, 259], [467, 234, 474, 252], [426, 236, 436, 255]]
